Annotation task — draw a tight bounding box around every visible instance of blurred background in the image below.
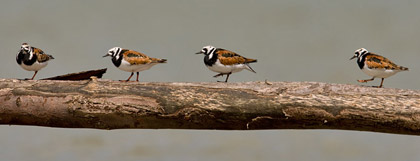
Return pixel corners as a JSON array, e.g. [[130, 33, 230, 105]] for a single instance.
[[0, 0, 419, 161]]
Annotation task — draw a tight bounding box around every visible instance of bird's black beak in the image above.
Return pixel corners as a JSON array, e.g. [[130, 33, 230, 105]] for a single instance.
[[195, 51, 203, 55], [349, 55, 357, 60], [103, 54, 110, 58]]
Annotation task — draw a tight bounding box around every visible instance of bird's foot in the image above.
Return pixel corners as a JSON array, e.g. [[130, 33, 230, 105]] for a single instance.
[[357, 80, 369, 83], [213, 73, 225, 78]]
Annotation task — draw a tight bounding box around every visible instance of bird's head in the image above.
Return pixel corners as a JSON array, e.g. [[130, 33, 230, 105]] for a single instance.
[[195, 45, 216, 56], [350, 48, 369, 60], [103, 47, 122, 58], [20, 43, 31, 53]]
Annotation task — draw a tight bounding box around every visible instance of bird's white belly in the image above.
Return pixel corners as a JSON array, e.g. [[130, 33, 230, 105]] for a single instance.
[[361, 67, 400, 78], [118, 59, 158, 72], [20, 62, 48, 71], [206, 60, 246, 74]]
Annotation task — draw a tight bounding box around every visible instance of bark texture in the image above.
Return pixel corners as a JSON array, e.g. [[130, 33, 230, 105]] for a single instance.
[[0, 78, 419, 135]]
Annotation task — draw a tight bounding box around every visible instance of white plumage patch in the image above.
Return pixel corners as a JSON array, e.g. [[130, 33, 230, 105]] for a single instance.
[[118, 59, 159, 72], [28, 53, 34, 60], [206, 59, 253, 74], [362, 66, 401, 78], [208, 52, 214, 60], [19, 61, 48, 71]]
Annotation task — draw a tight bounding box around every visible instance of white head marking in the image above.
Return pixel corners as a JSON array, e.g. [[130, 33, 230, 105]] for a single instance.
[[354, 48, 369, 62], [21, 43, 34, 60], [108, 47, 122, 59], [201, 45, 216, 59]]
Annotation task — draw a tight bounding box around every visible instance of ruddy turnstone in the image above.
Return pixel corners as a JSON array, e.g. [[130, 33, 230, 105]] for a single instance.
[[16, 43, 54, 80], [103, 47, 167, 82], [196, 45, 257, 82], [350, 48, 408, 88]]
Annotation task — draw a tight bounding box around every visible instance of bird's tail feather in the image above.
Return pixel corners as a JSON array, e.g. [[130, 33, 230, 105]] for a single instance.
[[399, 66, 409, 71], [245, 64, 256, 73], [151, 58, 167, 63], [246, 58, 257, 63]]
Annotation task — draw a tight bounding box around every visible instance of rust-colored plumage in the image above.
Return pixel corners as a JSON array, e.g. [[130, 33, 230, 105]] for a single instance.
[[365, 53, 408, 71], [122, 50, 166, 65], [197, 45, 257, 82], [216, 49, 257, 65], [123, 50, 152, 65], [16, 43, 54, 80], [351, 48, 409, 88], [105, 47, 167, 82], [34, 48, 53, 62]]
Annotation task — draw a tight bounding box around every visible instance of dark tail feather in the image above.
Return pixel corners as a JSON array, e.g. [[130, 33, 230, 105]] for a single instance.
[[246, 58, 257, 63], [49, 54, 55, 59], [246, 64, 256, 73], [158, 59, 167, 63], [400, 66, 409, 71], [151, 58, 167, 63]]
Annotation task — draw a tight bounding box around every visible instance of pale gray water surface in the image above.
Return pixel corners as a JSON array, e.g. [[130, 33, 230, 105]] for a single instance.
[[1, 1, 419, 161]]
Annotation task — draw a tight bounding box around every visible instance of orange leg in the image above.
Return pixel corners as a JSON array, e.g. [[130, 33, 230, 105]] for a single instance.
[[215, 72, 232, 83], [29, 71, 38, 80], [224, 73, 231, 82], [121, 72, 134, 82], [357, 77, 375, 83], [378, 78, 385, 88], [213, 73, 224, 78]]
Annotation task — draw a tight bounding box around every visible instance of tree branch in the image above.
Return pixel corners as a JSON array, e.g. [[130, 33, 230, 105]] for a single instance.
[[0, 78, 419, 135], [42, 68, 107, 80]]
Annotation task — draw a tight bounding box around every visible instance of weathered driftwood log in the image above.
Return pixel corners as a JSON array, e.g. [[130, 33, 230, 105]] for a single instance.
[[0, 78, 419, 135]]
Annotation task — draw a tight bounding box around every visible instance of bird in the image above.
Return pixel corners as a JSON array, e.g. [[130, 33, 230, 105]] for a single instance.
[[196, 45, 257, 82], [16, 43, 54, 80], [103, 47, 167, 82], [350, 48, 408, 88]]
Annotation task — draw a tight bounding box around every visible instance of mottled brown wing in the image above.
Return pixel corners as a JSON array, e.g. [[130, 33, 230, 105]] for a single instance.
[[365, 53, 405, 70], [34, 48, 52, 62], [216, 49, 256, 65], [122, 50, 152, 65]]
